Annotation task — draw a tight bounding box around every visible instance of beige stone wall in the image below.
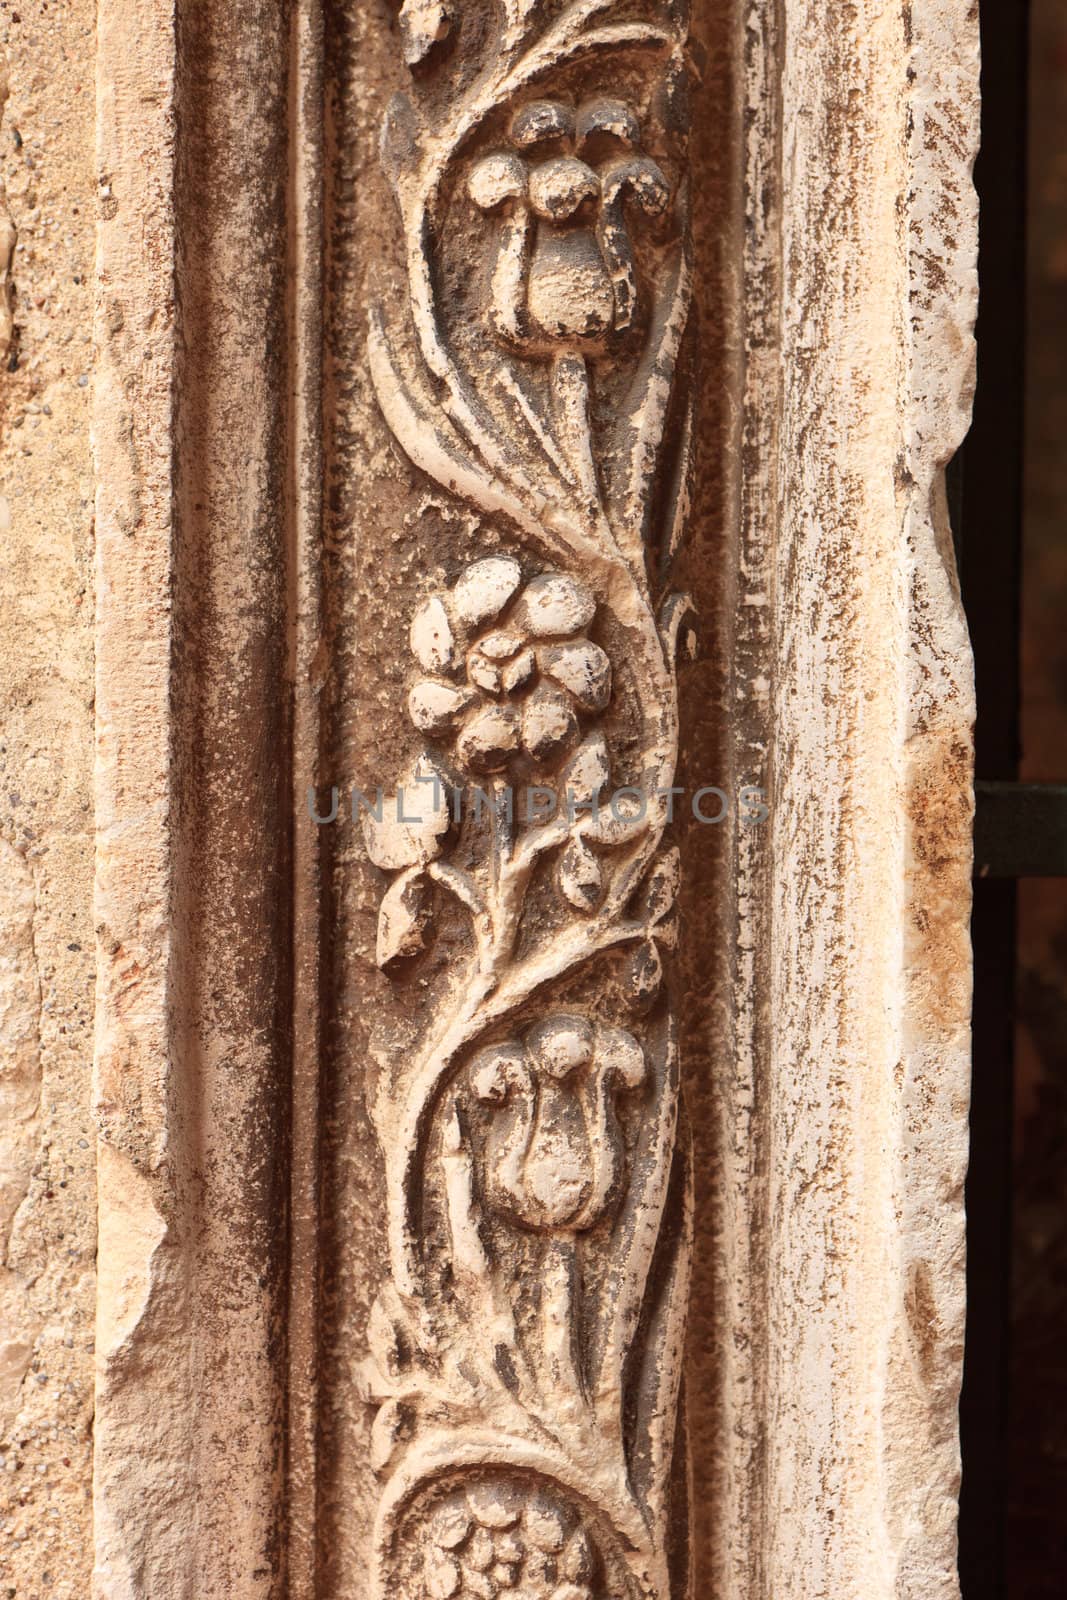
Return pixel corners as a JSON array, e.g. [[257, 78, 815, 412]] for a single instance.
[[0, 2, 97, 1595], [0, 0, 979, 1595]]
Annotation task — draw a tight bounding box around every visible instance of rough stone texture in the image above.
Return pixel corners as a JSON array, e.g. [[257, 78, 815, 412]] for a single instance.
[[0, 2, 98, 1595], [756, 4, 977, 1596]]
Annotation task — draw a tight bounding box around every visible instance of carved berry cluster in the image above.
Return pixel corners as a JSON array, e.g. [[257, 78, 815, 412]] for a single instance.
[[423, 1479, 600, 1600]]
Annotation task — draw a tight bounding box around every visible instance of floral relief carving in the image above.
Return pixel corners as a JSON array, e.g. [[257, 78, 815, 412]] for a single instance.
[[468, 97, 671, 353], [365, 4, 695, 1597]]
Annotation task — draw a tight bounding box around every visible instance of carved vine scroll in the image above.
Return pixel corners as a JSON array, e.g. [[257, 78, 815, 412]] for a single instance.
[[362, 3, 695, 1596]]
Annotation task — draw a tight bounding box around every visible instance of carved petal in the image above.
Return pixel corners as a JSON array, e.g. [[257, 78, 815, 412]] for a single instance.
[[539, 639, 612, 711], [424, 1550, 461, 1599], [456, 703, 521, 771], [584, 790, 647, 845], [515, 571, 596, 638], [429, 1497, 472, 1550], [453, 556, 523, 626], [624, 938, 663, 1013], [520, 686, 579, 763], [466, 1481, 521, 1528], [410, 594, 455, 672], [408, 678, 476, 735], [636, 846, 681, 923], [501, 647, 535, 693], [370, 1399, 406, 1475]]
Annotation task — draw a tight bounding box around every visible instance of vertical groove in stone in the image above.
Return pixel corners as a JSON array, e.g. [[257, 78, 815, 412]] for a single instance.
[[95, 0, 301, 1592], [284, 0, 326, 1590], [169, 1, 294, 1588]]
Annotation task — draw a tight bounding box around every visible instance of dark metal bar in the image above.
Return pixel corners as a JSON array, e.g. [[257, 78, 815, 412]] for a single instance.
[[957, 3, 1031, 1597], [975, 781, 1067, 878]]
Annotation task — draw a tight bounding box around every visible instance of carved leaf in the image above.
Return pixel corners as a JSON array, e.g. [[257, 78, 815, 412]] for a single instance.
[[558, 836, 603, 912], [561, 731, 610, 806], [376, 867, 433, 969], [362, 751, 452, 870], [397, 0, 451, 67], [371, 1398, 407, 1475], [636, 847, 681, 924], [624, 938, 663, 1013], [584, 791, 648, 846]]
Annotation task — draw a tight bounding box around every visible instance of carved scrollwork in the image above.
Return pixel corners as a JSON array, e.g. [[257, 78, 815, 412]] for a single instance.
[[365, 4, 695, 1596]]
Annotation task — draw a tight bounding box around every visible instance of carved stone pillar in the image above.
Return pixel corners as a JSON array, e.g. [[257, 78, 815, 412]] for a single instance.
[[0, 0, 978, 1595]]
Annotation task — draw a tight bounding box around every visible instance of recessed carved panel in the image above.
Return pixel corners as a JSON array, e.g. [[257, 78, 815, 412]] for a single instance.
[[361, 3, 695, 1597]]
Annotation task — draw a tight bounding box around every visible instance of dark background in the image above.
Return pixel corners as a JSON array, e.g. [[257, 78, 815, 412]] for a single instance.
[[959, 4, 1067, 1596], [1007, 1, 1067, 1590]]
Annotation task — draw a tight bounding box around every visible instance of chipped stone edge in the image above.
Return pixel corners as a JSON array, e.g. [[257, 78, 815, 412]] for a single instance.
[[759, 1, 979, 1595], [92, 1, 184, 1594]]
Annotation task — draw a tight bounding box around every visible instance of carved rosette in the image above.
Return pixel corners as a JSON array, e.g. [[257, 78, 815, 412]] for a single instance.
[[363, 4, 695, 1596]]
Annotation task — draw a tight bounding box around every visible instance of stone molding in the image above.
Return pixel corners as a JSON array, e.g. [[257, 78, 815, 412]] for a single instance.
[[88, 2, 978, 1598]]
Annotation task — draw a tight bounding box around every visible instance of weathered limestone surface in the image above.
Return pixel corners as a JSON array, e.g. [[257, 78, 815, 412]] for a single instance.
[[0, 0, 979, 1596], [0, 3, 98, 1595]]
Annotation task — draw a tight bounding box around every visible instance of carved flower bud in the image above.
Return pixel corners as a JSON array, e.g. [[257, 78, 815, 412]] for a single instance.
[[457, 703, 521, 771], [516, 572, 596, 638], [597, 1024, 646, 1091], [468, 151, 528, 213], [539, 639, 611, 712], [528, 156, 600, 222], [521, 685, 580, 763], [470, 1043, 530, 1104], [576, 97, 640, 152], [453, 556, 523, 626], [510, 99, 575, 149], [526, 1015, 594, 1080]]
